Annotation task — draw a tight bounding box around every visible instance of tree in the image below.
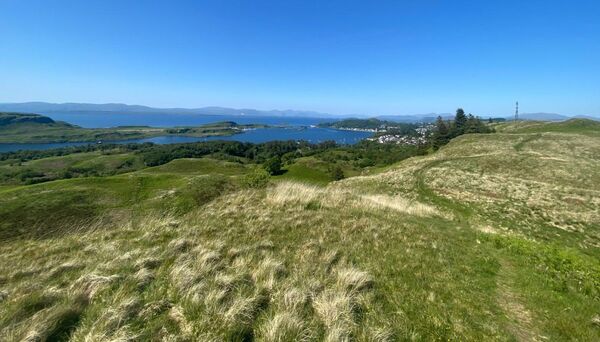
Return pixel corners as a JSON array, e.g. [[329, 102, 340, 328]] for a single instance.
[[465, 114, 478, 133], [432, 116, 450, 150], [488, 117, 493, 124], [453, 108, 467, 136], [263, 156, 282, 175], [330, 165, 345, 181], [463, 114, 494, 134]]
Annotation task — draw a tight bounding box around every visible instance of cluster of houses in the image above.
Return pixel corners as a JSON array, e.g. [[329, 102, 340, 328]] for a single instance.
[[368, 124, 434, 145], [334, 127, 383, 132]]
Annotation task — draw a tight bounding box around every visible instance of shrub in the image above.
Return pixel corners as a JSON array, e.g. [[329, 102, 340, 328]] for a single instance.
[[243, 169, 270, 188], [330, 166, 345, 181], [263, 156, 282, 175]]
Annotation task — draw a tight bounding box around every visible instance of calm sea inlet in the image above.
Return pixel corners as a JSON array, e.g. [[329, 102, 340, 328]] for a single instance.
[[0, 112, 373, 153]]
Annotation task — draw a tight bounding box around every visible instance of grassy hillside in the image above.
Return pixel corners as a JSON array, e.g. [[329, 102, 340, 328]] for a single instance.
[[0, 112, 59, 126], [273, 156, 364, 185], [0, 124, 599, 340], [0, 112, 260, 143], [0, 150, 144, 184], [494, 118, 600, 136]]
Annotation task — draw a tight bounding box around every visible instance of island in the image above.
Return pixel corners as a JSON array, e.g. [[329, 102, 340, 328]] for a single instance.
[[0, 112, 265, 144]]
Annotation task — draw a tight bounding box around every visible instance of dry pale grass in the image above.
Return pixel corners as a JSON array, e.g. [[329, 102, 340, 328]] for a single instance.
[[335, 132, 600, 249], [258, 311, 311, 341], [281, 287, 309, 311], [0, 209, 385, 340], [71, 273, 121, 302], [313, 289, 355, 341], [268, 181, 441, 218], [360, 194, 440, 217], [425, 158, 600, 240], [168, 305, 193, 336], [72, 297, 140, 341], [252, 256, 286, 290], [335, 267, 373, 293]]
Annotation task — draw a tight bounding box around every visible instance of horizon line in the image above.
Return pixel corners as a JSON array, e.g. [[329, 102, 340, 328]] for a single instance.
[[0, 100, 598, 119]]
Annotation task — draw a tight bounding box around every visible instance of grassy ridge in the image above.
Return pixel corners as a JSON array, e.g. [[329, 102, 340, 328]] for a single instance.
[[0, 157, 257, 240], [0, 151, 144, 184], [494, 118, 600, 136], [0, 121, 599, 340]]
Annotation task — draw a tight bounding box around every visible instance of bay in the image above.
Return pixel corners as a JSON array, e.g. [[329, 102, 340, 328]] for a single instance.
[[0, 127, 372, 153], [40, 111, 333, 128]]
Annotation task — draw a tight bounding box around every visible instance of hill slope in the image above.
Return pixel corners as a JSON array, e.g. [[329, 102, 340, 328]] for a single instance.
[[0, 125, 598, 340], [0, 112, 62, 126], [0, 112, 153, 143], [495, 118, 600, 135]]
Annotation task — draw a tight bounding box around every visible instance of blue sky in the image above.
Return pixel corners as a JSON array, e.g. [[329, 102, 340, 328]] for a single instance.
[[1, 0, 599, 116]]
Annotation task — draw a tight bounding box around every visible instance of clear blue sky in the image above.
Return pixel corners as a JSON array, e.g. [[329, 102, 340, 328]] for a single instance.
[[1, 0, 599, 116]]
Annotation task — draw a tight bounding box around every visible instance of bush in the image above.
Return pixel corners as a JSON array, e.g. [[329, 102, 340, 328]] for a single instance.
[[263, 156, 282, 175], [243, 169, 270, 188], [330, 166, 345, 181], [357, 158, 375, 168]]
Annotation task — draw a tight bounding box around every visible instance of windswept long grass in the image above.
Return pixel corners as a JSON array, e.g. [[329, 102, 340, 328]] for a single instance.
[[268, 181, 442, 218], [1, 126, 600, 340], [0, 212, 385, 341]]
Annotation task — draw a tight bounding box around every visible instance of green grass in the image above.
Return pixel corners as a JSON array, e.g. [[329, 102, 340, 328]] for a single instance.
[[0, 157, 257, 240], [275, 157, 333, 185], [0, 124, 599, 340], [139, 157, 251, 176], [0, 174, 181, 240], [274, 156, 365, 185], [0, 184, 20, 192], [495, 118, 600, 136], [70, 153, 141, 170], [0, 151, 145, 185]]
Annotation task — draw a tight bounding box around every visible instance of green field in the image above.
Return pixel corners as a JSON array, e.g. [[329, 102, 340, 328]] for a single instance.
[[0, 120, 599, 340], [0, 151, 144, 184], [139, 158, 252, 176]]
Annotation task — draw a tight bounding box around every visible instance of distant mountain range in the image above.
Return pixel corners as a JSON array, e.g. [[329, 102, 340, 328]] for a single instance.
[[0, 102, 597, 122], [515, 113, 568, 121], [376, 113, 453, 123], [506, 112, 600, 121], [0, 102, 335, 118]]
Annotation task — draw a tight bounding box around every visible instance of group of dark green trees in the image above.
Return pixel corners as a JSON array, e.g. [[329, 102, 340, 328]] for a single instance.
[[431, 108, 493, 149], [263, 156, 283, 175]]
